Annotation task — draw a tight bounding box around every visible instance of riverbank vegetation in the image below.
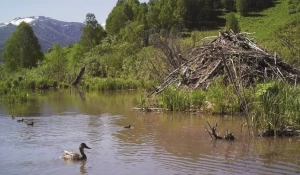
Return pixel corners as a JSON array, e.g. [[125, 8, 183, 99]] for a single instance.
[[0, 0, 300, 134]]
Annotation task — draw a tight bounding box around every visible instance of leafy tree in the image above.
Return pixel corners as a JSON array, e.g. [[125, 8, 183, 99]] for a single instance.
[[147, 0, 161, 28], [173, 0, 187, 25], [117, 0, 125, 4], [222, 0, 235, 11], [136, 2, 148, 24], [184, 0, 217, 29], [1, 22, 43, 72], [128, 0, 140, 20], [120, 21, 145, 46], [136, 3, 149, 46], [80, 13, 107, 51], [226, 13, 240, 33], [248, 0, 273, 10], [106, 3, 135, 35], [236, 0, 248, 16], [43, 43, 67, 81], [158, 0, 174, 28]]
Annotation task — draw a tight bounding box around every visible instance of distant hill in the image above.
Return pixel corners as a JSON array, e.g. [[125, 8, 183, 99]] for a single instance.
[[0, 16, 85, 56]]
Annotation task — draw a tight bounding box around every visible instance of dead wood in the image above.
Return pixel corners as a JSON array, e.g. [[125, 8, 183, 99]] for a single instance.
[[205, 121, 234, 140], [72, 66, 85, 86], [149, 30, 300, 96]]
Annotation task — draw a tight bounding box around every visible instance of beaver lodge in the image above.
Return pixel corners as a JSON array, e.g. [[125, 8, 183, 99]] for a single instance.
[[150, 30, 300, 95], [145, 30, 300, 138]]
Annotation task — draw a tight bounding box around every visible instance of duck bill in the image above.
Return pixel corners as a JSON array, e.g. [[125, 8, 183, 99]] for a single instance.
[[85, 146, 91, 149]]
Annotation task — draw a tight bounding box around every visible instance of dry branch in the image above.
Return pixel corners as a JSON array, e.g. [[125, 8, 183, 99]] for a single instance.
[[205, 121, 234, 140]]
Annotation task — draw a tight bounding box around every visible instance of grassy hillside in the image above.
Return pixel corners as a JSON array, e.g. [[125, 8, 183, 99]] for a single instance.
[[184, 1, 300, 47], [239, 0, 300, 40]]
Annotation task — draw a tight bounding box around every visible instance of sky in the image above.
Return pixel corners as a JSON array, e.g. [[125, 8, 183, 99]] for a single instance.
[[0, 0, 148, 24]]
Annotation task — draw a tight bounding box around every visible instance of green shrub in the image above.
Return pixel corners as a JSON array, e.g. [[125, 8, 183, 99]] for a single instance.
[[24, 80, 37, 89], [12, 80, 19, 87]]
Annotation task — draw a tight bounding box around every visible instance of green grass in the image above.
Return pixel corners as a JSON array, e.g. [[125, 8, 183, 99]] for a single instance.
[[239, 0, 300, 40], [82, 78, 153, 91]]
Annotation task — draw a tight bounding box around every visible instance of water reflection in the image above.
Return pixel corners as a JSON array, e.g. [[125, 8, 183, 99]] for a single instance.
[[62, 159, 87, 175], [80, 160, 87, 175]]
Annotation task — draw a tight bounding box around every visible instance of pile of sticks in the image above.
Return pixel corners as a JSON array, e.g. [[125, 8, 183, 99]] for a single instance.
[[150, 30, 300, 95]]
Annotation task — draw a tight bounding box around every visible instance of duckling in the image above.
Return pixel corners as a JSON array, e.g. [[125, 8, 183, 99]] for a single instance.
[[124, 125, 131, 129], [11, 116, 15, 119], [27, 121, 34, 126], [17, 119, 24, 122], [62, 143, 91, 160]]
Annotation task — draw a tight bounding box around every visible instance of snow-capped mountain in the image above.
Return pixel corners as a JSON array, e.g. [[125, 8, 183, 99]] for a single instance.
[[0, 16, 85, 54], [1, 16, 39, 26]]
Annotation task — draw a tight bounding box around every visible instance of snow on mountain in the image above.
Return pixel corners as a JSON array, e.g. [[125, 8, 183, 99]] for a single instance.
[[0, 16, 81, 28], [7, 16, 39, 25]]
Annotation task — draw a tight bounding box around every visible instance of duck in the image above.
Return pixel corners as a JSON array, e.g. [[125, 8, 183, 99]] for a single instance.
[[62, 143, 91, 160], [17, 119, 24, 122], [124, 125, 131, 129], [27, 121, 34, 126]]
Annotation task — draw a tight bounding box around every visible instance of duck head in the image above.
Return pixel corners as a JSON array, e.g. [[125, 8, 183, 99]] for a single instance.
[[80, 143, 91, 149]]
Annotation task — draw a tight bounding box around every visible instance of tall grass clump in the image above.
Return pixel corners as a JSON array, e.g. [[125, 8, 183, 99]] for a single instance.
[[205, 77, 240, 114], [156, 87, 206, 111], [158, 87, 191, 111], [189, 89, 206, 110], [0, 81, 32, 103], [83, 78, 143, 91], [252, 81, 300, 132]]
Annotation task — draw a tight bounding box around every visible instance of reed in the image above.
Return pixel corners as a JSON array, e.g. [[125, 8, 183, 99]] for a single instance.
[[252, 81, 300, 132], [156, 87, 206, 111], [158, 87, 190, 111], [84, 78, 144, 91], [189, 90, 206, 110]]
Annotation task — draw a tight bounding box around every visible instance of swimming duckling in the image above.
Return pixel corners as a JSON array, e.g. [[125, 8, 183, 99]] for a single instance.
[[17, 119, 24, 122], [27, 121, 34, 126], [62, 143, 91, 160], [124, 125, 131, 129]]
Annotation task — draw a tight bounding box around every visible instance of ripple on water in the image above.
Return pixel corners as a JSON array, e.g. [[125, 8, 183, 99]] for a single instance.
[[1, 110, 300, 175]]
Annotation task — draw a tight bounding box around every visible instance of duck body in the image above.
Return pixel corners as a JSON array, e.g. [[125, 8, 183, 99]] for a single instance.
[[17, 119, 24, 122], [124, 125, 131, 129], [62, 143, 91, 160], [27, 121, 34, 126]]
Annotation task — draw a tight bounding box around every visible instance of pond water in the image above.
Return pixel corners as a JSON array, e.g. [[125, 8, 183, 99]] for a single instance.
[[0, 89, 299, 175]]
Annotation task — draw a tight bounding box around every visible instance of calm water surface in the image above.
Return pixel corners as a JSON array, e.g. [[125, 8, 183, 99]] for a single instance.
[[0, 89, 299, 175]]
